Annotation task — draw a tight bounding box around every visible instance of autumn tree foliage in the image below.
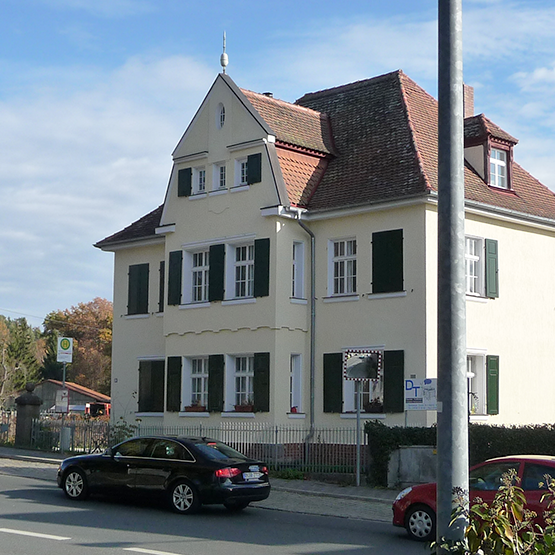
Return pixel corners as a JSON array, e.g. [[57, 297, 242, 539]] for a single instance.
[[43, 298, 112, 396]]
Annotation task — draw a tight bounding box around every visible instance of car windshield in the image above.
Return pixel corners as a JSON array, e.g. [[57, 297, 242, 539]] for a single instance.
[[194, 441, 249, 461]]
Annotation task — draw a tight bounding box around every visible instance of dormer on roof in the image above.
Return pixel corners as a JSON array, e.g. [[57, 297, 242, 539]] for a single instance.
[[464, 113, 519, 192]]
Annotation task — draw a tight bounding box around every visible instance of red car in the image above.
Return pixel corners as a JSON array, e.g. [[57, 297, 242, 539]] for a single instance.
[[392, 455, 555, 541]]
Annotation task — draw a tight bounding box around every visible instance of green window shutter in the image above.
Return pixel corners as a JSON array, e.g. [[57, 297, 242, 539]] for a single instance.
[[167, 251, 183, 306], [208, 355, 224, 412], [128, 263, 149, 315], [253, 352, 270, 412], [158, 260, 165, 313], [486, 355, 499, 415], [138, 360, 164, 412], [247, 153, 262, 184], [323, 353, 343, 413], [383, 350, 404, 413], [166, 357, 182, 412], [372, 229, 404, 294], [253, 238, 270, 297], [485, 239, 499, 298], [178, 168, 192, 197], [138, 360, 152, 412], [208, 244, 225, 301]]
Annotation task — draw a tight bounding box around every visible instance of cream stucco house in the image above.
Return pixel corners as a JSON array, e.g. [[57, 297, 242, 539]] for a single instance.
[[96, 70, 555, 430]]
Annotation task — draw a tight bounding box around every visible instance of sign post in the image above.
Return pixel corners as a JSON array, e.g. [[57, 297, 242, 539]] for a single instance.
[[56, 337, 73, 454], [343, 349, 383, 486]]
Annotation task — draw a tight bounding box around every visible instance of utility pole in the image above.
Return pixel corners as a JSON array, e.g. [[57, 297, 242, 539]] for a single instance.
[[437, 0, 469, 546]]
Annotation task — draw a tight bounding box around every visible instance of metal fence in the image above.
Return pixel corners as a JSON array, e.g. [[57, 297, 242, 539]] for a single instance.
[[10, 415, 368, 476]]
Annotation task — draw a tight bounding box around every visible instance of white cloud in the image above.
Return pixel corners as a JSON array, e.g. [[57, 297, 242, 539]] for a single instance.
[[0, 54, 213, 322]]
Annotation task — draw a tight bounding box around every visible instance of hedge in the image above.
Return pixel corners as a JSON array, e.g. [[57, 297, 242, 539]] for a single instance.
[[365, 421, 555, 487]]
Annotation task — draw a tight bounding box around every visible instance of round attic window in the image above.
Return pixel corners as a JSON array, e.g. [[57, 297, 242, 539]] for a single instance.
[[217, 103, 226, 129]]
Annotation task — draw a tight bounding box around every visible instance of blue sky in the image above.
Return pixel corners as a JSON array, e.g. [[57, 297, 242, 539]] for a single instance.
[[1, 0, 555, 326]]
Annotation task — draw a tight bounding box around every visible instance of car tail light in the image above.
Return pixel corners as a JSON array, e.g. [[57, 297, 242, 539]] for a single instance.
[[215, 467, 242, 478], [260, 466, 268, 474]]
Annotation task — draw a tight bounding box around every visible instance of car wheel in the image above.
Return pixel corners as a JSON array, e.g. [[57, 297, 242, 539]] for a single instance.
[[406, 504, 435, 541], [63, 468, 89, 500], [168, 480, 200, 514], [224, 501, 250, 512]]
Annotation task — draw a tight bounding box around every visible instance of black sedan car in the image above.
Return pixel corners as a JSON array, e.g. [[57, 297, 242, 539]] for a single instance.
[[57, 436, 270, 513]]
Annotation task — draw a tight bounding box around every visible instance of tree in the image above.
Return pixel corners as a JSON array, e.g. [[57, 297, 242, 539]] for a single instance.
[[42, 298, 113, 395], [0, 316, 43, 404]]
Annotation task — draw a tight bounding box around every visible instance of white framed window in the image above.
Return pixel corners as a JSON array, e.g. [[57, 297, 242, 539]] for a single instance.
[[217, 103, 225, 129], [290, 354, 302, 412], [330, 239, 357, 295], [234, 244, 254, 298], [490, 148, 508, 189], [192, 250, 209, 303], [467, 354, 486, 415], [465, 237, 483, 296], [191, 358, 209, 408], [292, 242, 305, 299], [235, 355, 254, 406], [235, 158, 248, 187], [193, 167, 206, 194], [213, 163, 226, 190]]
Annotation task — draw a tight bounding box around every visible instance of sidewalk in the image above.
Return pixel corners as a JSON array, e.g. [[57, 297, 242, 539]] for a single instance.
[[0, 446, 398, 522]]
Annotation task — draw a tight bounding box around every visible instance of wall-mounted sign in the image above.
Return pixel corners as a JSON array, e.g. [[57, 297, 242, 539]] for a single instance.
[[55, 389, 69, 413], [405, 378, 438, 411]]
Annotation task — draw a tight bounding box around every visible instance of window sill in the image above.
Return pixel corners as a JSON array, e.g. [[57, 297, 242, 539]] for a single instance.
[[188, 192, 208, 200], [288, 412, 306, 419], [366, 291, 406, 300], [135, 412, 164, 417], [323, 294, 360, 303], [179, 411, 210, 417], [340, 412, 386, 420], [466, 295, 488, 303], [124, 313, 150, 319], [209, 189, 228, 196], [469, 414, 489, 422], [221, 411, 255, 418], [290, 297, 308, 305], [179, 302, 210, 309], [222, 297, 256, 306], [230, 184, 249, 193]]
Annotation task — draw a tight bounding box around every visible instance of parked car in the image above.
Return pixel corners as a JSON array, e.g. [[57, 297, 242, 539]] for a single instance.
[[392, 455, 555, 541], [57, 436, 270, 513]]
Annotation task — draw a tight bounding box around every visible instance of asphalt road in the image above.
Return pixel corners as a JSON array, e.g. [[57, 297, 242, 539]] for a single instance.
[[0, 457, 430, 555]]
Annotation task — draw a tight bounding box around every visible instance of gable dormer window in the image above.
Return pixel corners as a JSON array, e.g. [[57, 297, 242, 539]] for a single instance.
[[490, 148, 508, 189]]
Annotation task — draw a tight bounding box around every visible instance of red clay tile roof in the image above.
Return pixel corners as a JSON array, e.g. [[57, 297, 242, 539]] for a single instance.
[[297, 70, 555, 220], [242, 89, 334, 155], [95, 205, 163, 249], [98, 71, 555, 246], [296, 71, 430, 211], [45, 379, 111, 403], [275, 146, 329, 208], [465, 114, 518, 145]]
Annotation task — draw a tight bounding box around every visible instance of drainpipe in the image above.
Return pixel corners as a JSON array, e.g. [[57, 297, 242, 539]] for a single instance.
[[296, 216, 316, 440]]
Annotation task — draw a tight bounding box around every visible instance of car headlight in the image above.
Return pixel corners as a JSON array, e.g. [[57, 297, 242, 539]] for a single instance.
[[394, 486, 413, 503]]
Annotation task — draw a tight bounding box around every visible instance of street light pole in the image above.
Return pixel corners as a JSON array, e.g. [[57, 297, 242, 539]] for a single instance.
[[437, 0, 469, 546]]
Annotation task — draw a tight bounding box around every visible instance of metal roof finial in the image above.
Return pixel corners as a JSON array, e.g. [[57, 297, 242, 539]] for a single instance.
[[220, 32, 228, 74]]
